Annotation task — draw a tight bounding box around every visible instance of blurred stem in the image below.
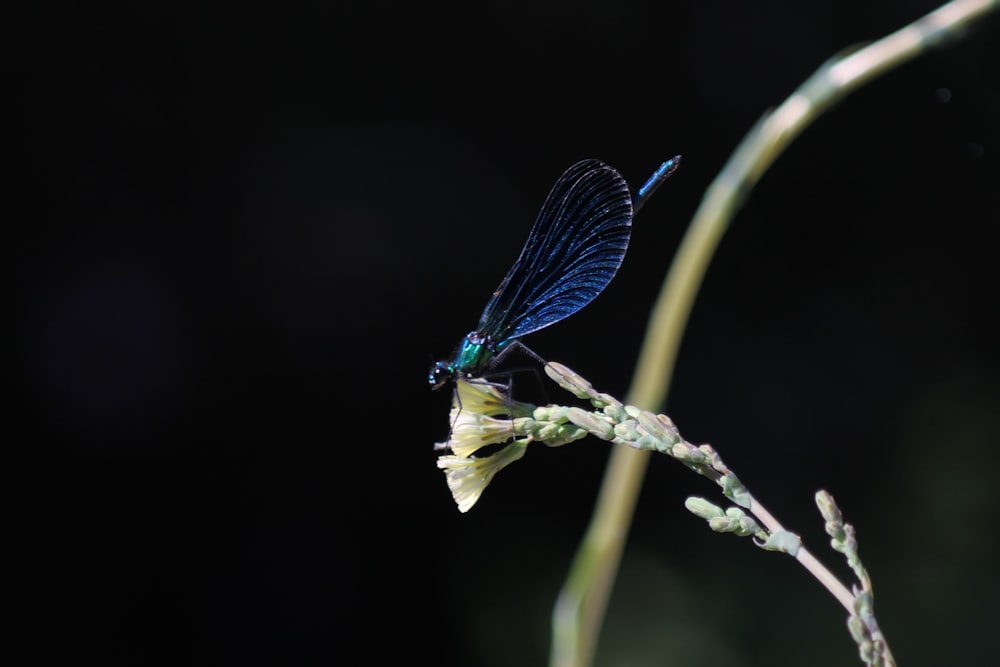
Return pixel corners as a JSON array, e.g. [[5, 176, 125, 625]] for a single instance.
[[550, 2, 998, 666]]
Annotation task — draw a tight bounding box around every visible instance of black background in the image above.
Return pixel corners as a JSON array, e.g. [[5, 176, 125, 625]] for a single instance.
[[12, 1, 1000, 665]]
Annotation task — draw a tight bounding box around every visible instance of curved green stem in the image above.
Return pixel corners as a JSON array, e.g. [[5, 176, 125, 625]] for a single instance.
[[550, 2, 998, 666]]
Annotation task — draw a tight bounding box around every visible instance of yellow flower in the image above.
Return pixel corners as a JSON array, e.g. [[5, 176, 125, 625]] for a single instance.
[[433, 378, 537, 512], [435, 378, 534, 512], [437, 442, 528, 513], [439, 379, 534, 457], [448, 410, 516, 458], [449, 378, 533, 420]]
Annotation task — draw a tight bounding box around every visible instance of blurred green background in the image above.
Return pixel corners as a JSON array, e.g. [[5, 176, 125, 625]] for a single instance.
[[12, 1, 999, 665]]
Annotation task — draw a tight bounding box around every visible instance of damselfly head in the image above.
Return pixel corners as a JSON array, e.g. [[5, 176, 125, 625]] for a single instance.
[[428, 360, 453, 390]]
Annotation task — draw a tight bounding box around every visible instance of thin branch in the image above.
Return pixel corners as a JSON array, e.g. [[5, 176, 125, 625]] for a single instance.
[[550, 2, 999, 666]]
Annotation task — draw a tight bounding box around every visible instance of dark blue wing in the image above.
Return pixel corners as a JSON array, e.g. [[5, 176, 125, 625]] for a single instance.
[[477, 159, 632, 345]]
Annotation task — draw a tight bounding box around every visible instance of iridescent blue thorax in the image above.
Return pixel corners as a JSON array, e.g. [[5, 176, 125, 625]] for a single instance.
[[428, 331, 503, 389], [450, 331, 497, 374]]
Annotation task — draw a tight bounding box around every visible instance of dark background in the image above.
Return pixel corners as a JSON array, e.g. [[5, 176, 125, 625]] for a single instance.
[[12, 1, 1000, 665]]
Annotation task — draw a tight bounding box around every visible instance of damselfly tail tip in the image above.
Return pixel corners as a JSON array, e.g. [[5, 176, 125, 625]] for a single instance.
[[633, 155, 682, 213]]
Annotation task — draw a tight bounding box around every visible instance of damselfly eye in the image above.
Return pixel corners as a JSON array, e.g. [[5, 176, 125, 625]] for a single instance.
[[428, 361, 452, 390]]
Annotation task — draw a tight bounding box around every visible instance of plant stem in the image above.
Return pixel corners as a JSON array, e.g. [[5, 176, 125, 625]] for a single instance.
[[747, 496, 856, 612], [550, 2, 998, 666]]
